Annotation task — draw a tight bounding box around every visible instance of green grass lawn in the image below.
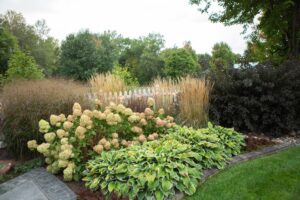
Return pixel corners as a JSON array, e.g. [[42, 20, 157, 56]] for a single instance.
[[186, 145, 300, 200]]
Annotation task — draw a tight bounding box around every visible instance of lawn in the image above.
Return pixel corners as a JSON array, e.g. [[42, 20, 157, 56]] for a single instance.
[[186, 145, 300, 200]]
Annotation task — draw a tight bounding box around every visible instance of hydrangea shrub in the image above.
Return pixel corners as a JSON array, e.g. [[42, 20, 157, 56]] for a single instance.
[[27, 97, 175, 181]]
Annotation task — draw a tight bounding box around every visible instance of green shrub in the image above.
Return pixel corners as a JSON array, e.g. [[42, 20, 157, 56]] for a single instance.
[[27, 98, 175, 181], [83, 139, 202, 200], [83, 123, 244, 199], [1, 79, 89, 159], [210, 60, 300, 136], [6, 50, 44, 80]]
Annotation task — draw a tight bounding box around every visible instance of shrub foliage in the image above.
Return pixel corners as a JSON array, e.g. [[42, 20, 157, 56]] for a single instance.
[[27, 98, 175, 181], [210, 60, 300, 136], [83, 123, 244, 199]]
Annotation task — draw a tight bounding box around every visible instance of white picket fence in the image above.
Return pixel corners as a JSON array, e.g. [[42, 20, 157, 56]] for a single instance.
[[85, 86, 179, 113]]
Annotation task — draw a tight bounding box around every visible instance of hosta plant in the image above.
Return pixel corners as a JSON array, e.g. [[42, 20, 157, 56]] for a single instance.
[[83, 139, 202, 200], [164, 123, 245, 169], [83, 123, 245, 200], [27, 97, 175, 181]]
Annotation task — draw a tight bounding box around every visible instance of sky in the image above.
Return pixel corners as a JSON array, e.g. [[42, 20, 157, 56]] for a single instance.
[[0, 0, 248, 54]]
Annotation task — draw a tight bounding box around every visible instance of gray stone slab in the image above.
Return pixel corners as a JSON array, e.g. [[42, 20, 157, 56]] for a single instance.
[[0, 168, 76, 200], [0, 180, 47, 200]]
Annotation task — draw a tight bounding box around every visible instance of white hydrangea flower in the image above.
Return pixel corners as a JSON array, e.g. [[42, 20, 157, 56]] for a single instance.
[[27, 140, 38, 150], [63, 121, 73, 131], [44, 132, 56, 143], [147, 97, 155, 107], [93, 144, 103, 154], [50, 115, 60, 126], [39, 119, 50, 133]]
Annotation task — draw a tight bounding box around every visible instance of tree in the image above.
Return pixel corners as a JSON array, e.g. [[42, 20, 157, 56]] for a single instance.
[[161, 47, 198, 78], [197, 53, 211, 71], [59, 30, 117, 80], [0, 26, 18, 74], [118, 33, 165, 84], [210, 42, 238, 73], [6, 50, 44, 80], [190, 0, 300, 60], [0, 10, 59, 75]]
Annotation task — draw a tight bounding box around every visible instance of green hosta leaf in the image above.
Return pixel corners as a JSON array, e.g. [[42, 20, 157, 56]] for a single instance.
[[108, 182, 116, 192], [145, 173, 156, 184], [161, 180, 173, 192], [155, 190, 164, 200]]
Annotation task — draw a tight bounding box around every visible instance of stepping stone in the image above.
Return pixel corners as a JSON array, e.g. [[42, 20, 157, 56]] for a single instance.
[[0, 168, 76, 200]]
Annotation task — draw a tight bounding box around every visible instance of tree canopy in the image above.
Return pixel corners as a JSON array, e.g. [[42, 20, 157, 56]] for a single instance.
[[190, 0, 300, 61], [7, 50, 44, 80]]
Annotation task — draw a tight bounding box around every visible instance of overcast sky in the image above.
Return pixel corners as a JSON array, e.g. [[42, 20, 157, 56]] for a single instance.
[[0, 0, 247, 54]]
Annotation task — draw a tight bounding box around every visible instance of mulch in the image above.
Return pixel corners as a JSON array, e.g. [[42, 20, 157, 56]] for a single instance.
[[243, 134, 277, 152]]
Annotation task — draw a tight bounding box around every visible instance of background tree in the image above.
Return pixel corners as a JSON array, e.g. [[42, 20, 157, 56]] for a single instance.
[[0, 10, 59, 76], [0, 26, 18, 74], [190, 0, 300, 61], [161, 47, 198, 78], [6, 50, 44, 80], [210, 42, 238, 73], [59, 30, 118, 80], [118, 33, 165, 84]]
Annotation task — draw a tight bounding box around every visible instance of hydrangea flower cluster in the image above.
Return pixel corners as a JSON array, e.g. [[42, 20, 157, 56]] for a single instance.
[[27, 97, 175, 181]]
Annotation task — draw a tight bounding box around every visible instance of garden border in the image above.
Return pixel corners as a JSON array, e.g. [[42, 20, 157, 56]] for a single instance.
[[174, 141, 300, 200]]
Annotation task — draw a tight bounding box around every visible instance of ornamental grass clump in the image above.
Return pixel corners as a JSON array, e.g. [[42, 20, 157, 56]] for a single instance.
[[89, 73, 127, 93], [27, 97, 175, 181], [1, 78, 89, 159], [178, 76, 213, 128]]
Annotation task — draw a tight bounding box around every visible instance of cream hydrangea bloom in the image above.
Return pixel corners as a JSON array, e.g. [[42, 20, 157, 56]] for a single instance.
[[83, 109, 93, 118], [116, 104, 126, 113], [61, 144, 73, 151], [63, 121, 73, 131], [27, 140, 38, 150], [98, 138, 107, 145], [44, 132, 56, 143], [104, 142, 111, 150], [112, 133, 118, 139], [75, 126, 86, 140], [147, 97, 155, 107], [59, 114, 66, 122], [166, 115, 174, 122], [63, 166, 73, 181], [59, 149, 73, 160], [138, 134, 147, 142], [50, 115, 60, 126], [123, 108, 133, 116], [67, 115, 74, 122], [80, 114, 93, 127], [140, 118, 147, 126], [37, 143, 50, 154], [144, 108, 154, 116], [131, 126, 143, 134], [158, 108, 165, 115], [58, 159, 69, 168], [72, 102, 82, 117], [93, 144, 103, 154], [128, 114, 141, 123], [56, 129, 67, 139], [39, 120, 50, 133], [60, 138, 69, 145]]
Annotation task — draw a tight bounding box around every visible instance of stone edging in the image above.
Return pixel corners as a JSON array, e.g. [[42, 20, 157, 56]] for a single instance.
[[174, 142, 299, 200]]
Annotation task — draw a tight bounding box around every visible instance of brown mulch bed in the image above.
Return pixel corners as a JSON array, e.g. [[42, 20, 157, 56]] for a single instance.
[[243, 134, 277, 152]]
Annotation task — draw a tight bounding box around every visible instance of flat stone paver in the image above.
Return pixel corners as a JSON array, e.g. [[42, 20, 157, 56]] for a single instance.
[[0, 168, 76, 200]]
